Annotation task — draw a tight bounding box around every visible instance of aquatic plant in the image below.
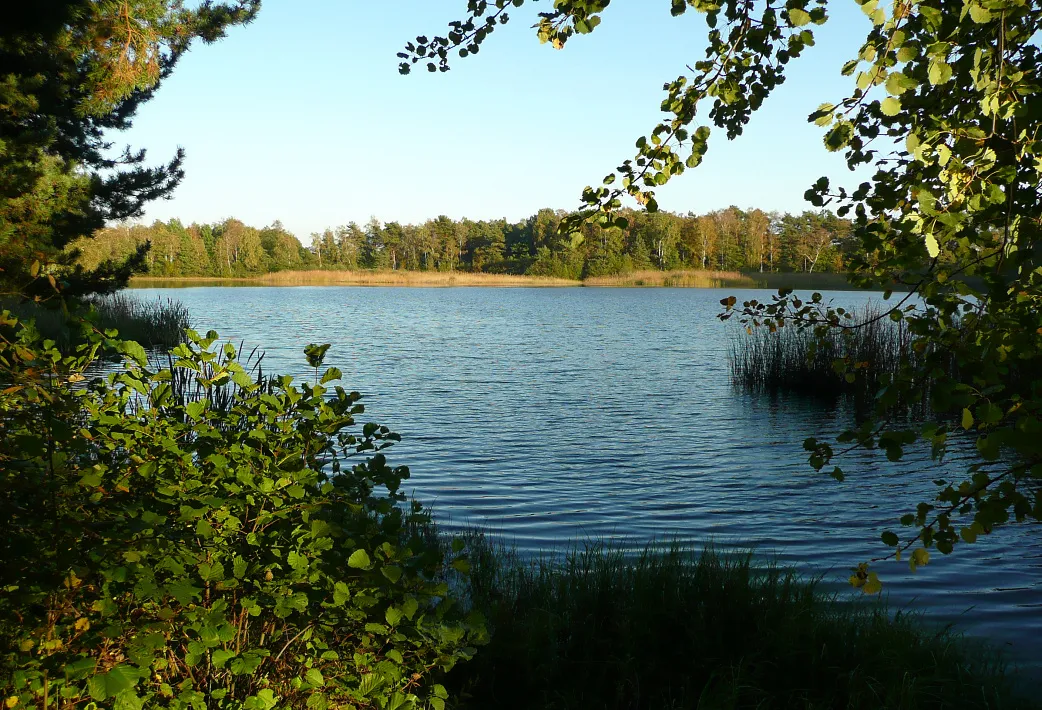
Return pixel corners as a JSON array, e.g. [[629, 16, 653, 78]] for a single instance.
[[0, 293, 190, 352], [728, 304, 941, 412], [447, 533, 1030, 710]]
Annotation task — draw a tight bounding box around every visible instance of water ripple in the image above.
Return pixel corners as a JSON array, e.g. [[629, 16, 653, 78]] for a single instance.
[[132, 285, 1042, 676]]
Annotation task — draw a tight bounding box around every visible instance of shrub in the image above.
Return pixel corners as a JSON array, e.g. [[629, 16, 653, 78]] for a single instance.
[[0, 315, 484, 709]]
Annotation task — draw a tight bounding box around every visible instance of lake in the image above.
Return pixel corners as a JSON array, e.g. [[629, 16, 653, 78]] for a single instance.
[[130, 285, 1042, 676]]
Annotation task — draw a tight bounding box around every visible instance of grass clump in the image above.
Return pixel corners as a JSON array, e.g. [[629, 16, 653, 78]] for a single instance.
[[446, 535, 1029, 710], [728, 305, 937, 410], [0, 292, 190, 351], [582, 269, 754, 288]]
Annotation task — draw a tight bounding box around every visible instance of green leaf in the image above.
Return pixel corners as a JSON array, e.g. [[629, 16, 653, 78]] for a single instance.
[[333, 581, 351, 605], [212, 649, 236, 668], [928, 59, 952, 85], [320, 367, 342, 384], [386, 606, 404, 627], [968, 2, 991, 22], [881, 531, 899, 546], [118, 340, 148, 368], [788, 8, 811, 26], [87, 665, 147, 701], [885, 71, 917, 95], [348, 549, 372, 569], [880, 97, 901, 116]]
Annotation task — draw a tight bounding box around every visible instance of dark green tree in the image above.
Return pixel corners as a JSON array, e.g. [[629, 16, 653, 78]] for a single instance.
[[0, 0, 258, 297]]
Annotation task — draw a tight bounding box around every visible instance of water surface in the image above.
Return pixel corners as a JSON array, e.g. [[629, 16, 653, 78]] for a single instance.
[[131, 285, 1042, 675]]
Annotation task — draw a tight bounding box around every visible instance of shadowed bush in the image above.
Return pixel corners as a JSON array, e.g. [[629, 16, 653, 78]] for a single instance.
[[0, 321, 484, 709], [446, 534, 1031, 710]]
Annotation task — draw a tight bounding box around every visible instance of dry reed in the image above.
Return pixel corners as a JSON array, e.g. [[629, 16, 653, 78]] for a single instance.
[[255, 270, 581, 287], [132, 269, 766, 289], [582, 269, 755, 288]]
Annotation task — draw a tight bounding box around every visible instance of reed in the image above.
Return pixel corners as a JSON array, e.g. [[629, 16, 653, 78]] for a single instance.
[[446, 533, 1031, 710], [583, 269, 755, 288], [250, 270, 578, 287], [1, 293, 191, 351], [728, 304, 939, 408]]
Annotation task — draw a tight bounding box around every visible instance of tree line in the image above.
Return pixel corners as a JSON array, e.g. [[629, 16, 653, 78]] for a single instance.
[[71, 207, 855, 279]]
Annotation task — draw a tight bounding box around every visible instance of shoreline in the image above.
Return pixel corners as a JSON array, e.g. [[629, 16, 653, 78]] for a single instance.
[[129, 269, 877, 291]]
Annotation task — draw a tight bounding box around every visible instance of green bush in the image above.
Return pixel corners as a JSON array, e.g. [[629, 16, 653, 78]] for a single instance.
[[0, 315, 484, 709]]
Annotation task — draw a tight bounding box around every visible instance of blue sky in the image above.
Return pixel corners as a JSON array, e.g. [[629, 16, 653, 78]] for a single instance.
[[122, 1, 872, 239]]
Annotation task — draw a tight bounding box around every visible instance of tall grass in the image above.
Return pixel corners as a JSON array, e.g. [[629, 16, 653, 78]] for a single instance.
[[729, 305, 938, 409], [130, 271, 581, 287], [1, 293, 191, 351], [447, 534, 1030, 710], [129, 269, 763, 289], [583, 269, 754, 288]]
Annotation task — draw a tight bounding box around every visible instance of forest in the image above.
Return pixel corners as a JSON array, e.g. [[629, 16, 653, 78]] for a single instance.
[[70, 207, 854, 280]]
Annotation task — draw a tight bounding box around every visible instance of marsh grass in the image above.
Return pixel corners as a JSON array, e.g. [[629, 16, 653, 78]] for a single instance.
[[131, 269, 762, 288], [132, 271, 581, 287], [583, 269, 755, 288], [746, 271, 872, 292], [446, 533, 1028, 710], [1, 293, 190, 351], [728, 305, 940, 411]]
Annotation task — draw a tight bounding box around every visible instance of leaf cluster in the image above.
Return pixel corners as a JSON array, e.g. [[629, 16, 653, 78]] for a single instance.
[[0, 318, 484, 709]]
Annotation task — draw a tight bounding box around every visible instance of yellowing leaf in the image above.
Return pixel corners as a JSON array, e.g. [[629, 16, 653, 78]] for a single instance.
[[909, 548, 930, 571], [863, 572, 883, 594], [925, 234, 940, 258], [788, 8, 812, 26], [968, 2, 991, 22], [961, 408, 974, 430], [880, 97, 901, 116]]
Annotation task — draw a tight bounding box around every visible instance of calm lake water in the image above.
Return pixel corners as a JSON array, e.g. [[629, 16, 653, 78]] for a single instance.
[[131, 285, 1041, 676]]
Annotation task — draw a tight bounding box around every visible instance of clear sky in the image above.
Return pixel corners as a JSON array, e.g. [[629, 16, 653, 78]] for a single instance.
[[121, 1, 873, 240]]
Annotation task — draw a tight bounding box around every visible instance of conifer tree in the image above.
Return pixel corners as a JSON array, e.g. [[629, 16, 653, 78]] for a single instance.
[[0, 0, 259, 296]]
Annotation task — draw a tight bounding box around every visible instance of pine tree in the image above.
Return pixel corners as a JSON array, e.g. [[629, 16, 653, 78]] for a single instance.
[[0, 0, 258, 297]]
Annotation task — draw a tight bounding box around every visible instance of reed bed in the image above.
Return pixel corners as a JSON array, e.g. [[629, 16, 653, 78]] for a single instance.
[[446, 533, 1027, 710], [729, 304, 940, 408], [254, 270, 579, 287], [88, 292, 191, 347], [130, 269, 766, 289], [2, 293, 190, 351], [583, 269, 754, 288]]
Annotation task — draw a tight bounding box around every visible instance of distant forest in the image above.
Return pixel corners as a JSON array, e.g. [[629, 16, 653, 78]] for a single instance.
[[70, 207, 856, 280]]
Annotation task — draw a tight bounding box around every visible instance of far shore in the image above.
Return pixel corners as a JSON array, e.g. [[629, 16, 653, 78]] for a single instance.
[[129, 269, 884, 291]]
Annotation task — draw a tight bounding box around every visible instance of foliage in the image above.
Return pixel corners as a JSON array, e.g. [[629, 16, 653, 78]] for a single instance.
[[446, 534, 1029, 710], [74, 209, 855, 280], [409, 0, 1042, 587], [1, 1, 258, 296], [0, 293, 190, 352], [0, 320, 484, 709]]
